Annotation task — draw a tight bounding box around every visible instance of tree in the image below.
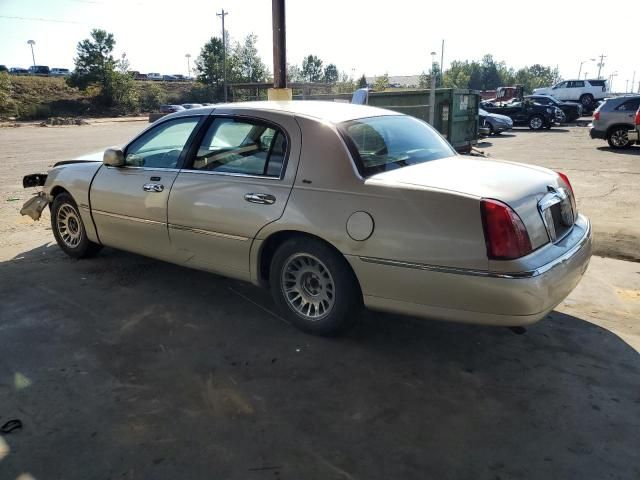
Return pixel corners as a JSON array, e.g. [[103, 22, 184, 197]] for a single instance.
[[234, 34, 268, 82], [323, 63, 338, 84], [480, 54, 501, 90], [287, 64, 303, 82], [357, 74, 368, 88], [301, 55, 323, 82], [334, 71, 355, 93], [0, 72, 15, 117], [71, 29, 117, 89], [195, 37, 227, 87], [374, 73, 389, 91]]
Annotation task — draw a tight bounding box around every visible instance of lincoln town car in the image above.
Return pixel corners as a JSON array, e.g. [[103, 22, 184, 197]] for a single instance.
[[21, 101, 592, 335]]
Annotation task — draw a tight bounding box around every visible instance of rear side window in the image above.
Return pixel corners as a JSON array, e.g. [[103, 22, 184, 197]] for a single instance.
[[616, 98, 640, 111], [189, 117, 288, 177], [340, 115, 456, 177], [589, 80, 606, 87]]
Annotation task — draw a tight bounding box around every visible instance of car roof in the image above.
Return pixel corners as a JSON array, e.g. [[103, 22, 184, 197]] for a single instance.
[[170, 100, 396, 124]]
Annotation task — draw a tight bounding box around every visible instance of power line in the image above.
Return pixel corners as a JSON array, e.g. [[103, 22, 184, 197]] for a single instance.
[[0, 15, 82, 24]]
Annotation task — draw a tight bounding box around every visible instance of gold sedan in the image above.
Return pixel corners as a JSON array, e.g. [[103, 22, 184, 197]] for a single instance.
[[21, 101, 591, 335]]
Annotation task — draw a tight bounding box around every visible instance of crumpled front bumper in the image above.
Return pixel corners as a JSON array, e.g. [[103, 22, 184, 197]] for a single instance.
[[20, 191, 50, 221]]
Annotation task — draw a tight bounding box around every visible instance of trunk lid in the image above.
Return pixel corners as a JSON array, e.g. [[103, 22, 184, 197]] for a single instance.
[[367, 156, 566, 249]]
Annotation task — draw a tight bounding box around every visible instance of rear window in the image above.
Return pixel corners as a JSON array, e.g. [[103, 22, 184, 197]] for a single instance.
[[340, 115, 456, 177], [589, 80, 606, 87]]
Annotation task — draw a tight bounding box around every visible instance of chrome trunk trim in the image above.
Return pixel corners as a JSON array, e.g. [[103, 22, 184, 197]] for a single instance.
[[359, 218, 590, 279]]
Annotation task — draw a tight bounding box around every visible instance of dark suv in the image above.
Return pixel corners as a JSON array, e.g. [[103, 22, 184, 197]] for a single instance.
[[28, 65, 50, 75], [589, 96, 640, 148]]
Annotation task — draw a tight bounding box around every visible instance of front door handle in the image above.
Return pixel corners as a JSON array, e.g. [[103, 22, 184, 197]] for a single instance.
[[143, 183, 164, 192], [244, 193, 276, 205]]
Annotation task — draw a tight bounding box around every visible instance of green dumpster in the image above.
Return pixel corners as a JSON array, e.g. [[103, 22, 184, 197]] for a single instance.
[[294, 88, 480, 153]]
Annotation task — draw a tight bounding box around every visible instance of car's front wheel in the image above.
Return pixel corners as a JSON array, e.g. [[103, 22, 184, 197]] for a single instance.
[[269, 237, 361, 335], [528, 115, 544, 130], [51, 192, 102, 258], [607, 128, 632, 149]]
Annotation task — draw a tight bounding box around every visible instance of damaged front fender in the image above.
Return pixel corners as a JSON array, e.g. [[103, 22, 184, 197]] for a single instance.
[[20, 192, 50, 221]]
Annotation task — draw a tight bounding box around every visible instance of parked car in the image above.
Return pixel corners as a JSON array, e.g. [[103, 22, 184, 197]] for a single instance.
[[28, 65, 50, 75], [589, 95, 640, 148], [50, 68, 71, 77], [526, 95, 583, 123], [159, 105, 186, 114], [20, 102, 591, 335], [533, 79, 608, 110], [181, 103, 203, 109], [163, 74, 178, 81], [626, 106, 640, 145], [147, 72, 162, 81], [9, 67, 29, 75], [479, 108, 513, 134], [481, 99, 558, 130], [0, 65, 7, 73]]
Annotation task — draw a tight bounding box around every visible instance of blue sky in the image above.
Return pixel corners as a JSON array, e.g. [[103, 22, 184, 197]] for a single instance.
[[0, 0, 638, 92]]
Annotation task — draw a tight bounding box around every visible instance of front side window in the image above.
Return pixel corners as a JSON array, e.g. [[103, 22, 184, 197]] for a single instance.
[[553, 82, 567, 89], [125, 117, 200, 168], [190, 118, 287, 177], [340, 115, 456, 177], [568, 81, 585, 88]]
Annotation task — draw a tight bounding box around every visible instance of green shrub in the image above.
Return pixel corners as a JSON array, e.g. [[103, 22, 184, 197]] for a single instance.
[[0, 72, 16, 117], [139, 82, 167, 111]]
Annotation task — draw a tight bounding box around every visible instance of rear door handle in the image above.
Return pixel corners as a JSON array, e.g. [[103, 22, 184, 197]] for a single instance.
[[244, 193, 276, 205], [143, 183, 164, 192]]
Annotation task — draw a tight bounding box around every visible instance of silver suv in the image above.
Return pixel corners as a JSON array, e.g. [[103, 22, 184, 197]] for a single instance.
[[589, 96, 640, 148]]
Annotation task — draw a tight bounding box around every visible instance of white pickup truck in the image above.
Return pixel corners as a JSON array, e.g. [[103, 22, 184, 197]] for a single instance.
[[533, 79, 608, 110]]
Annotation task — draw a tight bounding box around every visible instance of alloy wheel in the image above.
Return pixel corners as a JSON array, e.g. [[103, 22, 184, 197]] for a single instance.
[[281, 253, 335, 321], [56, 203, 83, 248], [610, 129, 629, 147]]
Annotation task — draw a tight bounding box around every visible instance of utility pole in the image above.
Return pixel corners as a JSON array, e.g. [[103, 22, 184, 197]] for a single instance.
[[596, 54, 606, 79], [27, 40, 36, 68], [440, 39, 444, 87], [268, 0, 291, 100], [217, 9, 229, 102], [185, 53, 191, 78], [428, 51, 437, 126], [632, 71, 636, 92]]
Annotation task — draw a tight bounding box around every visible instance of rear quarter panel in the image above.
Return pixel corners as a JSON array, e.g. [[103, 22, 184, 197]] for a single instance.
[[254, 115, 488, 271]]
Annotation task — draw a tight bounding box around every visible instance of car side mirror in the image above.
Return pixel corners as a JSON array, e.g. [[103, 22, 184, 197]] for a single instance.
[[103, 147, 125, 167]]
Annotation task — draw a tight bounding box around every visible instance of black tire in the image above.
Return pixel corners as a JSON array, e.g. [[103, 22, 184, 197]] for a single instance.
[[579, 94, 594, 108], [269, 236, 361, 335], [486, 122, 494, 135], [528, 115, 544, 130], [607, 127, 632, 149], [51, 192, 102, 258]]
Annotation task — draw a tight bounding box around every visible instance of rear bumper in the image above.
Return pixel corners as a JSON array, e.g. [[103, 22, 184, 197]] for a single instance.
[[347, 215, 592, 327], [589, 127, 606, 139]]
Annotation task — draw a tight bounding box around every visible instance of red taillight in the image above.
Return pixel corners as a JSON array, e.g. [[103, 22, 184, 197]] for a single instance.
[[556, 171, 573, 195], [635, 110, 640, 126], [481, 199, 533, 260], [593, 111, 600, 121]]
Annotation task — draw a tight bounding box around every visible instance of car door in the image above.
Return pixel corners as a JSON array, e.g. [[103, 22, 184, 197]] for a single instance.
[[550, 81, 567, 100], [90, 116, 203, 260], [167, 111, 302, 280]]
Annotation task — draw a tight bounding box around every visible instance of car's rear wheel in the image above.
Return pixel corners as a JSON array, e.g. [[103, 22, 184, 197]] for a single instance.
[[51, 192, 102, 258], [269, 237, 361, 335], [607, 128, 632, 149], [528, 115, 544, 130], [579, 94, 594, 108]]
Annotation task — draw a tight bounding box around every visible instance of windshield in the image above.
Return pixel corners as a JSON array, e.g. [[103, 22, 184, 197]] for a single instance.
[[340, 115, 456, 177]]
